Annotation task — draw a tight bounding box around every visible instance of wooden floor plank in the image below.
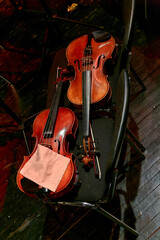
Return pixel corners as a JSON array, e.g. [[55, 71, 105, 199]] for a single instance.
[[131, 39, 160, 80], [129, 90, 160, 127], [132, 104, 160, 142], [118, 164, 160, 208], [136, 199, 160, 231], [130, 65, 160, 98], [130, 63, 160, 100], [57, 210, 113, 240], [134, 185, 160, 219], [149, 227, 160, 240], [117, 125, 160, 194], [137, 213, 160, 240]]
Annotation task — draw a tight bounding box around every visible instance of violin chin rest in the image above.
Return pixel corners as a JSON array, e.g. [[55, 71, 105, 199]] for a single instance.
[[21, 177, 39, 193], [92, 30, 111, 42]]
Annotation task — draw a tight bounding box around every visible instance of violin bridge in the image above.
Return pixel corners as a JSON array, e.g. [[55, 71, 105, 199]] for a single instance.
[[40, 143, 53, 150]]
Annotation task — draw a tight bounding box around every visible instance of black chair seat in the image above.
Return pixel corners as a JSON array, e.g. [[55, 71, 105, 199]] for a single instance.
[[72, 117, 114, 202]]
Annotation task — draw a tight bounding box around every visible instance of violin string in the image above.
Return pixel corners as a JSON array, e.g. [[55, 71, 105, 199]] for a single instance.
[[39, 79, 61, 147], [45, 113, 51, 145], [46, 101, 55, 146], [84, 35, 92, 156], [88, 34, 91, 112], [39, 119, 45, 145], [42, 82, 59, 146], [39, 103, 54, 146], [39, 113, 49, 145], [46, 109, 53, 146], [88, 36, 92, 156]]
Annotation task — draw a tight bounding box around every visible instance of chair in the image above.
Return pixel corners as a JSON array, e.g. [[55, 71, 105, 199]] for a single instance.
[[40, 69, 145, 237], [16, 47, 145, 237], [108, 0, 146, 104], [16, 1, 146, 236]]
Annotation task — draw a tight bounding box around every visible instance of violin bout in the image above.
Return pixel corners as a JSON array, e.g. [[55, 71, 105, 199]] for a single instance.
[[66, 34, 116, 106], [17, 107, 79, 199]]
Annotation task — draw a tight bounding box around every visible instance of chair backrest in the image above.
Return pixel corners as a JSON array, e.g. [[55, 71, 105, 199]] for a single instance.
[[121, 0, 135, 69], [122, 0, 135, 51], [109, 0, 135, 103], [105, 69, 130, 201]]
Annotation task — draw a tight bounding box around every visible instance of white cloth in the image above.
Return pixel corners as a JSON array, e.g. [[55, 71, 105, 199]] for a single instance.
[[20, 144, 70, 192]]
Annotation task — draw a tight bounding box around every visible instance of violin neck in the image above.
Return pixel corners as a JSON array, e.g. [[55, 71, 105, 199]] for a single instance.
[[43, 81, 63, 137], [87, 33, 92, 47], [84, 34, 93, 56], [82, 34, 93, 137], [82, 70, 92, 138]]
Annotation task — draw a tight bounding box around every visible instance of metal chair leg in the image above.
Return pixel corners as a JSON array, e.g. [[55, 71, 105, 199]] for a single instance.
[[47, 201, 139, 237], [124, 135, 145, 160], [95, 204, 139, 237], [130, 64, 146, 91], [126, 128, 145, 152]]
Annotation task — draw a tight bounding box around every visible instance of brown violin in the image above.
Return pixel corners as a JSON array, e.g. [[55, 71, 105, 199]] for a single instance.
[[66, 32, 115, 106], [17, 81, 78, 199], [65, 33, 115, 176]]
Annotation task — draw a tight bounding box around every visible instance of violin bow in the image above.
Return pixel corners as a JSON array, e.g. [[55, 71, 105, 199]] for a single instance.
[[90, 123, 101, 180]]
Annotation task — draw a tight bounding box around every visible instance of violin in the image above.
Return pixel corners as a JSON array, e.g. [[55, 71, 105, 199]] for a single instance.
[[66, 32, 115, 106], [17, 81, 78, 199], [65, 32, 115, 176]]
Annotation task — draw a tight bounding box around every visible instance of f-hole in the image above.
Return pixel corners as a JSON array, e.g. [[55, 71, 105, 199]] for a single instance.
[[54, 139, 61, 153]]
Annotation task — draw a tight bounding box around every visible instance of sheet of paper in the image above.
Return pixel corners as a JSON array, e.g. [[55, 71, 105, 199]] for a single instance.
[[20, 144, 70, 192]]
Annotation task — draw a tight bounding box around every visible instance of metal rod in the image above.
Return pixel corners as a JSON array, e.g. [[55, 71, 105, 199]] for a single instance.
[[0, 98, 30, 154], [0, 98, 22, 125], [95, 204, 139, 237], [130, 64, 146, 91], [22, 129, 30, 155], [52, 16, 104, 30], [90, 123, 101, 179], [39, 0, 104, 31], [125, 135, 145, 160], [50, 201, 139, 237], [0, 74, 14, 85], [126, 128, 145, 152]]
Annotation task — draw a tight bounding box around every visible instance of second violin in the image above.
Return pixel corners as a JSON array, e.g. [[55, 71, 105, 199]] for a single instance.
[[66, 32, 116, 106]]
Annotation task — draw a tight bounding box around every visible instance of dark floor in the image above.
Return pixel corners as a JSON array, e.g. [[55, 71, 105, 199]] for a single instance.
[[0, 0, 160, 240]]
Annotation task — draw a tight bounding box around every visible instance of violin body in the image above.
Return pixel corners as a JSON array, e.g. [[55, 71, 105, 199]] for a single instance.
[[17, 107, 78, 199], [66, 34, 115, 106]]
